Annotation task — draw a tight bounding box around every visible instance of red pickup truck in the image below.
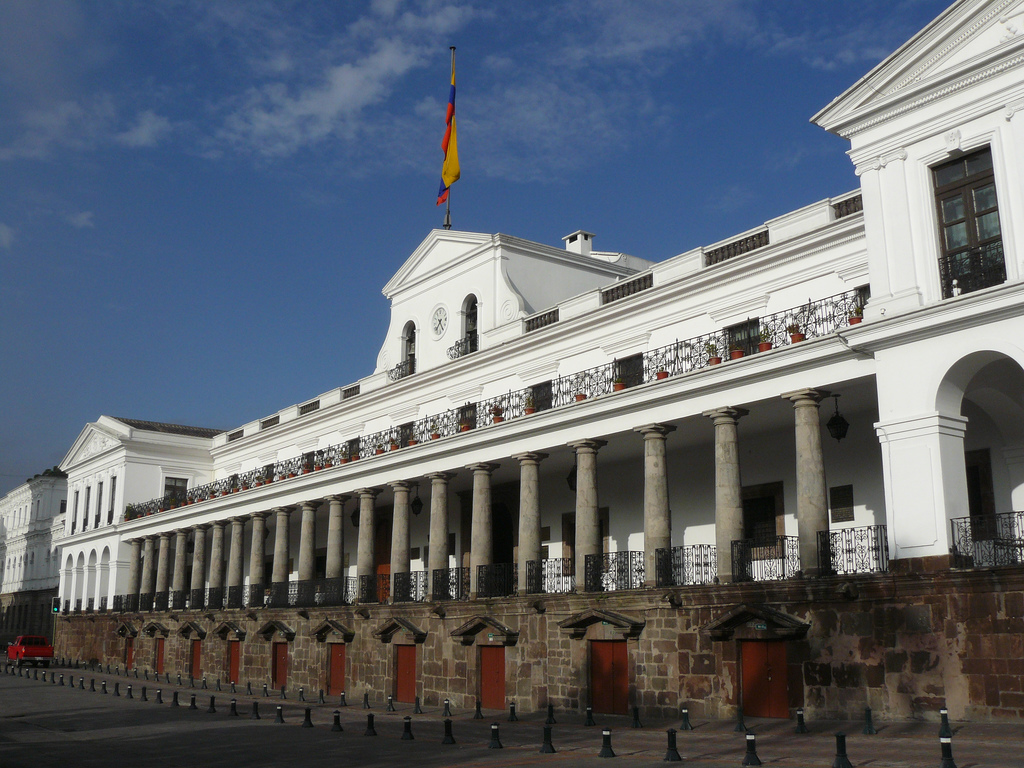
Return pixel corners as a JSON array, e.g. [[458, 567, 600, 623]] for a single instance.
[[6, 636, 54, 667]]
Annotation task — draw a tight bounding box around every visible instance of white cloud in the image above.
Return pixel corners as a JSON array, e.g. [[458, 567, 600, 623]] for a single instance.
[[66, 211, 94, 229], [116, 111, 173, 148], [0, 223, 14, 250]]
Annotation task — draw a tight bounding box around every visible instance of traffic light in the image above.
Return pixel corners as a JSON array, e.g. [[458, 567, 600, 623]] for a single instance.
[[51, 596, 61, 614]]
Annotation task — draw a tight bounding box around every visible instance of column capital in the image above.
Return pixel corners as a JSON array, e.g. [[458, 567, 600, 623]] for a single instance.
[[355, 487, 381, 499], [389, 481, 412, 493], [702, 406, 749, 424], [157, 531, 171, 541], [466, 462, 500, 474], [191, 523, 210, 533], [512, 452, 549, 465], [635, 423, 677, 439], [426, 471, 457, 482], [782, 388, 829, 407], [300, 499, 321, 510], [324, 494, 351, 504], [250, 511, 270, 522], [568, 439, 607, 453], [272, 506, 293, 515]]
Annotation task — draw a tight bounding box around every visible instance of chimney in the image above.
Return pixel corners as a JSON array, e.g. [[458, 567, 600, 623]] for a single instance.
[[562, 230, 594, 257]]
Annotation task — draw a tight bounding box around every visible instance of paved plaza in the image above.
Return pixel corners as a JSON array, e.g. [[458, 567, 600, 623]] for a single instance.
[[1, 665, 1022, 768]]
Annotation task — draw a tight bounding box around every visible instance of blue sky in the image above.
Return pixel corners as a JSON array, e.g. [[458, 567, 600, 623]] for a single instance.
[[0, 0, 949, 496]]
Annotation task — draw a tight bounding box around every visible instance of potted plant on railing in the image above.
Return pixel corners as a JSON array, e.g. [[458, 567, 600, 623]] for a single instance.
[[787, 322, 805, 343], [758, 329, 773, 353], [523, 394, 536, 415], [429, 421, 441, 439], [491, 405, 505, 423], [729, 344, 745, 360], [706, 342, 722, 366], [655, 367, 669, 380], [389, 439, 400, 451], [407, 435, 419, 446], [574, 390, 588, 402], [375, 443, 385, 455], [849, 305, 863, 325], [459, 417, 473, 432], [612, 376, 626, 392]]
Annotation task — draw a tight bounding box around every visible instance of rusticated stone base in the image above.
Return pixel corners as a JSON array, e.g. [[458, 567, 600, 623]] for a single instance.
[[54, 565, 1024, 723]]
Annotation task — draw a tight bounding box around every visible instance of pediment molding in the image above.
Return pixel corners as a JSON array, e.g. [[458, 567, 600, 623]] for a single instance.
[[312, 619, 355, 643], [141, 621, 170, 638], [700, 603, 810, 641], [449, 615, 519, 646], [557, 608, 644, 639], [115, 621, 138, 638], [213, 621, 246, 641], [372, 617, 426, 644], [177, 620, 207, 640], [257, 620, 295, 641]]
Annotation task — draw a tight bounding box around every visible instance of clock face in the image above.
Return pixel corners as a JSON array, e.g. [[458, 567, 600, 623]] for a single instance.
[[431, 307, 448, 336]]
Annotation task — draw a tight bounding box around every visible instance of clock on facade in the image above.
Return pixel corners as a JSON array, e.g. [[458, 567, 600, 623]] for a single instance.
[[431, 306, 448, 337]]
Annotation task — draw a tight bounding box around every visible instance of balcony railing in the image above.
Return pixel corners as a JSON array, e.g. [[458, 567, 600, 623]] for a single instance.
[[206, 587, 225, 610], [139, 593, 154, 612], [940, 242, 1005, 299], [268, 582, 291, 608], [654, 545, 717, 587], [393, 571, 428, 603], [584, 551, 644, 592], [477, 563, 517, 598], [246, 583, 268, 608], [170, 590, 186, 610], [387, 358, 415, 382], [732, 536, 800, 582], [98, 596, 108, 612], [432, 567, 470, 601], [447, 333, 478, 360], [225, 586, 242, 609], [951, 512, 1024, 568], [153, 592, 169, 612], [308, 577, 354, 607], [358, 574, 391, 604], [62, 600, 70, 615], [817, 525, 889, 576], [525, 558, 575, 594], [85, 598, 95, 614]]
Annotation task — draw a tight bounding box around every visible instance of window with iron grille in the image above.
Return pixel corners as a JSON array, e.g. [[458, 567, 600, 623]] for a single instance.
[[164, 477, 188, 500], [458, 403, 477, 429], [614, 354, 644, 387], [530, 381, 553, 412], [727, 318, 760, 356], [346, 438, 360, 458], [399, 422, 415, 445]]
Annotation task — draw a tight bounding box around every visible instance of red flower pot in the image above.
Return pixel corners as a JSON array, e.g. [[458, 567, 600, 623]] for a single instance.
[[729, 350, 744, 360], [849, 316, 862, 325], [790, 333, 806, 343], [758, 342, 773, 353], [575, 393, 587, 402], [656, 371, 669, 380], [708, 356, 722, 365]]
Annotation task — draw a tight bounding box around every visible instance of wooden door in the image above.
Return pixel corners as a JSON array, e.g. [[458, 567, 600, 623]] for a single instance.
[[227, 640, 240, 684], [154, 637, 165, 675], [479, 645, 505, 711], [741, 641, 789, 718], [190, 639, 202, 679], [590, 640, 628, 715], [328, 644, 346, 696], [272, 642, 288, 689], [395, 645, 416, 703], [124, 638, 134, 669]]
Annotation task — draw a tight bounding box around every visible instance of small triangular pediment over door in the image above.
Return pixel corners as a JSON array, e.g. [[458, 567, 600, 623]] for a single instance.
[[700, 604, 810, 642]]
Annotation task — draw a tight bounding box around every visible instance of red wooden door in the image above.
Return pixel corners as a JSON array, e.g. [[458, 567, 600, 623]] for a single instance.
[[272, 642, 288, 689], [328, 644, 346, 696], [124, 638, 134, 669], [741, 641, 789, 718], [395, 645, 416, 703], [154, 638, 165, 675], [479, 646, 505, 711], [190, 639, 202, 679], [590, 640, 628, 715], [227, 640, 240, 684]]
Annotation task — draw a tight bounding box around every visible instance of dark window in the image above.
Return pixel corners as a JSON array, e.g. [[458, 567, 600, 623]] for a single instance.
[[829, 485, 855, 524], [83, 487, 91, 531], [71, 491, 78, 534], [458, 403, 477, 430], [399, 422, 415, 445], [727, 318, 760, 357], [530, 381, 553, 412], [107, 477, 116, 525], [464, 295, 479, 352], [346, 438, 361, 459], [933, 147, 1005, 298], [94, 481, 103, 528], [164, 477, 188, 501], [614, 354, 644, 388]]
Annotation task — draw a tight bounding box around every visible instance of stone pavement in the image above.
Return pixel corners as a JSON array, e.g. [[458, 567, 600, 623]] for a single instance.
[[1, 664, 1023, 768]]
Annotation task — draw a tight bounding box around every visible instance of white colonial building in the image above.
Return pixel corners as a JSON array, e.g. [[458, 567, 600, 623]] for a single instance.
[[54, 0, 1024, 723]]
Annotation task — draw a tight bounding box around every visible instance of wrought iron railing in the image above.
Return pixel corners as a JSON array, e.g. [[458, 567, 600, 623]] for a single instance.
[[246, 583, 268, 608], [112, 594, 124, 612], [388, 358, 415, 382], [206, 587, 224, 610], [86, 597, 95, 613], [940, 241, 1005, 299], [153, 592, 169, 612], [432, 567, 470, 601], [584, 551, 644, 592], [732, 536, 800, 582], [139, 593, 154, 612], [950, 512, 1024, 568], [817, 525, 889, 575], [525, 558, 575, 594], [393, 571, 428, 603], [169, 590, 186, 610], [224, 586, 241, 609], [62, 600, 70, 615], [654, 545, 717, 587], [308, 577, 352, 607], [705, 229, 769, 267], [357, 574, 391, 603], [602, 273, 653, 304], [447, 333, 479, 360], [99, 596, 108, 612], [268, 582, 290, 608], [189, 588, 205, 609], [477, 563, 517, 598]]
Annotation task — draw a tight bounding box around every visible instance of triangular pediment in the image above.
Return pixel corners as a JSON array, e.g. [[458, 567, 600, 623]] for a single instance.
[[814, 0, 1024, 136], [312, 619, 355, 643], [61, 420, 126, 470], [141, 621, 170, 638], [213, 621, 246, 641], [558, 608, 644, 639], [450, 615, 519, 646], [371, 616, 426, 644], [700, 604, 810, 641], [257, 620, 295, 641], [177, 620, 207, 640], [382, 229, 494, 299], [115, 620, 138, 638]]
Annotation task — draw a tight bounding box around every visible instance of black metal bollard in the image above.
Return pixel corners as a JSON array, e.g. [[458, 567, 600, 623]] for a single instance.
[[364, 713, 377, 736], [51, 672, 56, 685], [331, 710, 343, 732], [246, 682, 252, 696], [250, 701, 261, 720], [274, 705, 284, 724], [386, 694, 396, 712], [631, 706, 643, 729], [509, 702, 518, 722], [735, 709, 747, 733], [939, 708, 952, 739], [144, 670, 149, 681], [33, 669, 38, 681], [584, 706, 597, 726], [230, 682, 236, 694], [940, 735, 957, 768], [113, 682, 120, 696], [862, 707, 877, 735], [474, 700, 483, 719], [263, 683, 269, 698], [60, 674, 65, 686], [488, 723, 503, 749], [106, 664, 110, 675], [442, 718, 456, 745], [680, 706, 693, 731], [79, 677, 85, 690], [339, 692, 347, 707], [189, 677, 195, 689], [299, 686, 305, 702], [402, 715, 414, 740], [832, 732, 853, 768], [207, 696, 216, 714], [664, 728, 682, 762], [540, 724, 556, 754], [189, 694, 197, 710], [742, 733, 762, 766], [598, 728, 615, 758], [171, 691, 180, 707], [165, 673, 171, 685], [229, 699, 238, 717], [156, 689, 163, 704], [134, 668, 139, 679], [280, 686, 286, 700], [442, 698, 452, 717], [141, 686, 148, 702], [201, 677, 207, 690], [302, 707, 313, 728], [363, 692, 370, 709], [545, 703, 556, 724], [101, 681, 107, 694], [216, 678, 221, 692], [414, 696, 423, 714], [796, 707, 809, 734], [177, 673, 182, 686], [90, 678, 95, 692]]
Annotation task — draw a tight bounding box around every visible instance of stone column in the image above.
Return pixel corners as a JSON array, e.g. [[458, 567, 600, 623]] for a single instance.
[[209, 521, 226, 591], [155, 533, 171, 594], [126, 539, 142, 600], [297, 501, 318, 582], [227, 518, 244, 589], [785, 389, 829, 577], [390, 482, 411, 600], [249, 512, 269, 592], [636, 424, 676, 586], [426, 472, 456, 596], [355, 488, 380, 600], [514, 453, 547, 593], [271, 507, 292, 605], [140, 536, 156, 597], [569, 440, 607, 589], [190, 525, 208, 597], [703, 407, 748, 583], [325, 495, 349, 580], [171, 530, 188, 599], [468, 463, 500, 597]]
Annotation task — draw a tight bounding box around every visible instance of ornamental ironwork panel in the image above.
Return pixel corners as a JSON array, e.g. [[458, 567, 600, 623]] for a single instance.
[[206, 587, 225, 610], [311, 577, 350, 607], [246, 583, 268, 608], [170, 591, 186, 611], [86, 598, 95, 613], [224, 586, 241, 609], [525, 558, 575, 594], [431, 567, 469, 601], [112, 595, 125, 612], [939, 242, 1006, 299], [189, 589, 206, 610], [584, 551, 644, 592], [62, 600, 70, 615], [358, 574, 388, 603], [950, 511, 1024, 568], [393, 571, 428, 603], [294, 581, 316, 607], [447, 333, 479, 360], [153, 592, 169, 612], [388, 358, 415, 382], [99, 596, 108, 612], [268, 582, 290, 608], [655, 545, 717, 586], [817, 525, 889, 576], [601, 273, 653, 304], [477, 563, 517, 598], [139, 594, 153, 612], [731, 536, 800, 582]]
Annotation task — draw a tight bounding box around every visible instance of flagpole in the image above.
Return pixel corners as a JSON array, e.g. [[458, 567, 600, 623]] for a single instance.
[[443, 46, 455, 231]]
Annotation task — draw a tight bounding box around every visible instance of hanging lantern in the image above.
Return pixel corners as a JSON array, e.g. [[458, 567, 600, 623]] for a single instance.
[[826, 394, 850, 442]]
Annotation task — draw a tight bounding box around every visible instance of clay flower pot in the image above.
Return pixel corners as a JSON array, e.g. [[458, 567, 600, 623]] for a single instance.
[[729, 350, 744, 360], [790, 333, 806, 343], [655, 371, 669, 380], [575, 393, 587, 402], [708, 356, 722, 365], [613, 382, 626, 391], [758, 342, 773, 353]]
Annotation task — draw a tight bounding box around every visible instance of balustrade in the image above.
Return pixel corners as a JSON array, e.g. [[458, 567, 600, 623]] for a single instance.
[[817, 525, 889, 575], [731, 536, 800, 582], [584, 551, 644, 592], [477, 563, 517, 598], [654, 545, 717, 587], [950, 512, 1024, 568], [393, 571, 428, 603], [431, 567, 469, 601], [525, 558, 575, 594]]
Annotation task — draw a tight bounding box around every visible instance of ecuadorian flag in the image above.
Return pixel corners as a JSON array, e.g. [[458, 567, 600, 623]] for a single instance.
[[437, 57, 460, 205]]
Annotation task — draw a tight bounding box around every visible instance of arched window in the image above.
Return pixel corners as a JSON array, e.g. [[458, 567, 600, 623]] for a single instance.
[[463, 295, 479, 354], [402, 322, 417, 373]]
